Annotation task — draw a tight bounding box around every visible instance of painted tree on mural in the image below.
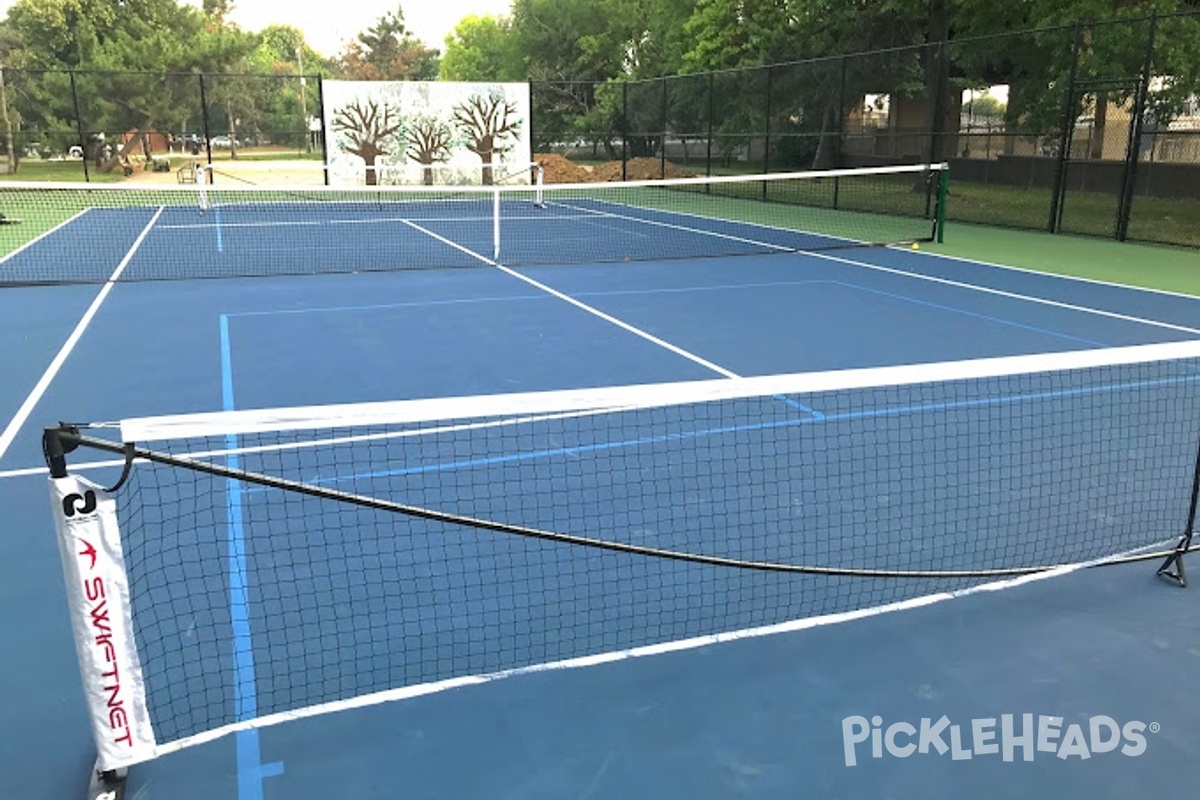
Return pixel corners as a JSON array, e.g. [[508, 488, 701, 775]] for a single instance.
[[452, 91, 521, 185], [404, 115, 453, 184], [330, 99, 403, 184]]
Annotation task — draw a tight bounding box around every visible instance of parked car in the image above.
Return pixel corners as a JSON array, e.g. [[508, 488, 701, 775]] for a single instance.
[[211, 135, 240, 148]]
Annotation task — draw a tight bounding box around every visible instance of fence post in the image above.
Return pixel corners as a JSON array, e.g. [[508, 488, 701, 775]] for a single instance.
[[198, 73, 214, 180], [316, 75, 329, 185], [621, 81, 628, 181], [705, 72, 714, 179], [1116, 13, 1158, 242], [1048, 24, 1084, 233], [526, 80, 536, 165], [660, 76, 668, 178], [763, 66, 773, 185], [68, 71, 90, 182], [0, 68, 17, 177], [836, 55, 848, 169]]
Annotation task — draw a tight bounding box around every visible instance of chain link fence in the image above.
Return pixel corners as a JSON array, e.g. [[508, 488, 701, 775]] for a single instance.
[[0, 12, 1195, 247], [0, 67, 323, 182], [532, 11, 1200, 248]]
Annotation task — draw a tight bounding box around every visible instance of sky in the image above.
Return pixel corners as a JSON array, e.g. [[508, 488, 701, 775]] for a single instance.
[[201, 0, 516, 55], [0, 1, 515, 57]]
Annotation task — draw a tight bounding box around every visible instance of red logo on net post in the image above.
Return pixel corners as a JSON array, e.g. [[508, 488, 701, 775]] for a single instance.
[[65, 489, 137, 750]]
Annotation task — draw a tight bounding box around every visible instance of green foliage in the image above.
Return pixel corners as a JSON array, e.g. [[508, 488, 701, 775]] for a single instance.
[[335, 5, 439, 81], [440, 15, 523, 82]]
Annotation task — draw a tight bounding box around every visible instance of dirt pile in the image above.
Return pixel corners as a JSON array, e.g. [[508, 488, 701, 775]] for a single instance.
[[590, 157, 696, 182], [533, 153, 594, 183], [534, 153, 696, 183]]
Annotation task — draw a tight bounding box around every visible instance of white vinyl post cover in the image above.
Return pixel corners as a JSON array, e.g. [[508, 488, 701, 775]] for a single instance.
[[49, 474, 157, 769]]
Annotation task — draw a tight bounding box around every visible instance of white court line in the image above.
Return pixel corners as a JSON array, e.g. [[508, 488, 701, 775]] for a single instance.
[[0, 208, 165, 460], [0, 208, 91, 266], [806, 250, 1200, 336], [397, 218, 743, 379], [560, 200, 1200, 337]]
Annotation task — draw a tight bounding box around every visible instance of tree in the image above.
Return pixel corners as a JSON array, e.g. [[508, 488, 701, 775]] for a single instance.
[[337, 5, 439, 80], [331, 99, 403, 185], [405, 115, 453, 184], [453, 91, 521, 184], [440, 15, 524, 81]]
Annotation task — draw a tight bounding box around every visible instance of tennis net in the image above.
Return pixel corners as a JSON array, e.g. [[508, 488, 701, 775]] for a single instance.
[[1, 164, 946, 285], [44, 340, 1198, 776]]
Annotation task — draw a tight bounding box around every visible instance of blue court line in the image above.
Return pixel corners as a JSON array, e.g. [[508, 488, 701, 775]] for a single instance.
[[237, 372, 1200, 495], [221, 277, 1142, 352], [834, 280, 1109, 348], [220, 314, 283, 800], [221, 280, 835, 318]]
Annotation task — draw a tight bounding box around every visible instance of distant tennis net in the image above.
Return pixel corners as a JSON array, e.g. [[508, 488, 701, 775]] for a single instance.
[[0, 164, 946, 284], [44, 339, 1199, 775]]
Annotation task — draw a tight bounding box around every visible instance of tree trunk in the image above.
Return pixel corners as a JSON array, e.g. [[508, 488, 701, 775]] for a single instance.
[[101, 128, 148, 173], [812, 104, 838, 170], [364, 154, 378, 185], [920, 0, 951, 164], [420, 157, 434, 185], [0, 68, 17, 175], [478, 135, 495, 185]]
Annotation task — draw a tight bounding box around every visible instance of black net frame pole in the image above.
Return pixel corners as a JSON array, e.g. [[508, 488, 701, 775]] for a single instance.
[[68, 71, 90, 183], [198, 74, 214, 180], [1048, 24, 1084, 233], [1116, 13, 1157, 242], [316, 74, 329, 186], [1158, 431, 1200, 588]]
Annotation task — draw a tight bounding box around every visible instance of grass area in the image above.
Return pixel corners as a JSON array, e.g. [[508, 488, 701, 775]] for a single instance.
[[607, 179, 1200, 296], [0, 158, 126, 183], [925, 223, 1200, 296], [944, 180, 1200, 248], [211, 148, 324, 162]]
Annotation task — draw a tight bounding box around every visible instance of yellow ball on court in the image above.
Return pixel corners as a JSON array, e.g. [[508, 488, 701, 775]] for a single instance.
[[911, 243, 920, 251]]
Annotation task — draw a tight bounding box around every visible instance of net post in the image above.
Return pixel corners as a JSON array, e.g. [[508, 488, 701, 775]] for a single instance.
[[936, 163, 948, 244], [44, 425, 137, 799], [42, 425, 75, 479]]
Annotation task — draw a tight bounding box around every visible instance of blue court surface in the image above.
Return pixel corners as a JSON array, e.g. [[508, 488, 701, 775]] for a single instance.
[[3, 211, 1200, 800]]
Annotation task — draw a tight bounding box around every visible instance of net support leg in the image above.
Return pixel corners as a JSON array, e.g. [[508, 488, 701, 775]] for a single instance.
[[87, 762, 127, 800], [1159, 434, 1200, 588], [1156, 536, 1191, 588]]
